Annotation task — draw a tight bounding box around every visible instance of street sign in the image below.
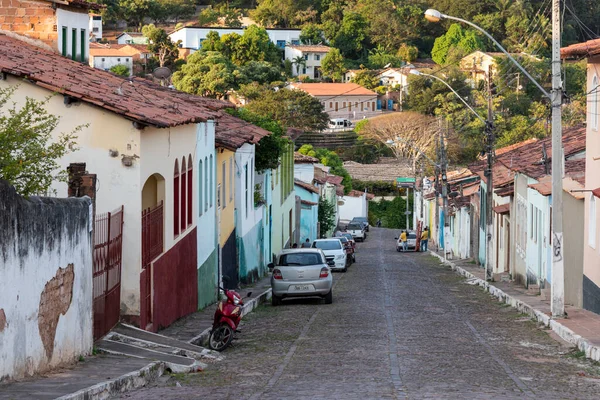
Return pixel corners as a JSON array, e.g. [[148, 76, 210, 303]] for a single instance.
[[423, 178, 432, 190], [404, 211, 412, 215], [396, 177, 416, 188]]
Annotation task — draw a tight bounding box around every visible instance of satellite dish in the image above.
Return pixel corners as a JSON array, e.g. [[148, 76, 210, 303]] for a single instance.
[[153, 67, 172, 80]]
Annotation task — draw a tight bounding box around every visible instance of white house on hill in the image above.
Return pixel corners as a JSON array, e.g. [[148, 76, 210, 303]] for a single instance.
[[284, 44, 331, 78]]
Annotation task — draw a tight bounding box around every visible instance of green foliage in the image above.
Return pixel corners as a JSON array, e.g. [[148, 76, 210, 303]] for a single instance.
[[368, 195, 413, 229], [300, 23, 325, 45], [318, 197, 336, 238], [330, 12, 369, 59], [228, 108, 289, 173], [244, 88, 329, 131], [298, 144, 317, 157], [201, 27, 281, 66], [367, 46, 403, 69], [147, 0, 195, 24], [350, 69, 379, 90], [251, 0, 316, 28], [397, 43, 419, 63], [292, 55, 307, 75], [0, 86, 81, 197], [321, 48, 345, 82], [335, 137, 394, 164], [142, 24, 180, 68], [353, 119, 369, 134], [234, 61, 284, 85], [172, 51, 235, 98], [431, 24, 483, 65], [313, 148, 352, 193], [109, 64, 130, 76]]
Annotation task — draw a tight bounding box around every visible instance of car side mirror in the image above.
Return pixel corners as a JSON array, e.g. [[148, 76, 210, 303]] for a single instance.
[[267, 262, 275, 270], [394, 237, 398, 240]]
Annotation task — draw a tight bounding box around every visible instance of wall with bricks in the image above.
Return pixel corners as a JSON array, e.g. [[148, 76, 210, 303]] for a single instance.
[[0, 179, 93, 382], [0, 0, 89, 57]]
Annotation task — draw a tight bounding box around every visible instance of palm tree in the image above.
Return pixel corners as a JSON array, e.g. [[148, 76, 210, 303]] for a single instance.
[[292, 55, 307, 75]]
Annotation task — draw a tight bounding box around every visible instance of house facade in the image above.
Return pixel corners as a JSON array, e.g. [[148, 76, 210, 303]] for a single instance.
[[285, 44, 331, 78], [0, 0, 100, 61], [89, 47, 134, 75], [288, 82, 379, 121], [90, 13, 102, 41], [116, 32, 148, 45], [168, 26, 301, 53]]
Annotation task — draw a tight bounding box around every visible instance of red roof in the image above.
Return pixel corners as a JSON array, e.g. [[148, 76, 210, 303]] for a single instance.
[[287, 45, 331, 53], [493, 203, 511, 214], [214, 113, 271, 150], [294, 152, 319, 164], [0, 35, 232, 128], [561, 38, 600, 59], [294, 179, 319, 194], [289, 82, 377, 97]]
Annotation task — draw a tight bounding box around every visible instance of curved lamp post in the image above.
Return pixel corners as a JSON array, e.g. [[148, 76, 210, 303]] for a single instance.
[[424, 9, 550, 98], [424, 7, 564, 317]]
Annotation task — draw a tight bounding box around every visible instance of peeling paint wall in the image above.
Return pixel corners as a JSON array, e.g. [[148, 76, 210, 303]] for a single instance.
[[0, 180, 93, 382]]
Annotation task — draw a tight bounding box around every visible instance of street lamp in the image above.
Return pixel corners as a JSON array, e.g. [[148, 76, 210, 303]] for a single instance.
[[424, 6, 564, 317]]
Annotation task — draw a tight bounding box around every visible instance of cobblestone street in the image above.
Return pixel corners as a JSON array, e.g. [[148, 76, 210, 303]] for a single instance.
[[119, 228, 600, 399]]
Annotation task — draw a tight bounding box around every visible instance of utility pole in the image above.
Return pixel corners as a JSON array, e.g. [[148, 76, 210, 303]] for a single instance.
[[434, 130, 440, 250], [551, 0, 564, 317], [485, 65, 495, 281], [406, 187, 410, 230], [516, 73, 520, 100], [440, 122, 448, 260]]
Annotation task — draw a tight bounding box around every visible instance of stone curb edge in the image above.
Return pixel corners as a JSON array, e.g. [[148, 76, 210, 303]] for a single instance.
[[188, 286, 273, 346], [429, 251, 600, 362]]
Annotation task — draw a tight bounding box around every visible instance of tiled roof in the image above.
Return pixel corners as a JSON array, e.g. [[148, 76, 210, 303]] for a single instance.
[[493, 203, 511, 214], [294, 152, 319, 164], [117, 32, 145, 38], [346, 190, 366, 198], [561, 39, 600, 59], [0, 34, 232, 128], [324, 175, 344, 186], [287, 44, 331, 53], [528, 175, 552, 196], [495, 184, 514, 197], [527, 158, 586, 196], [89, 44, 151, 57], [289, 82, 377, 96], [301, 199, 318, 206], [89, 47, 130, 57], [214, 113, 271, 150], [294, 179, 319, 194], [60, 0, 104, 10]]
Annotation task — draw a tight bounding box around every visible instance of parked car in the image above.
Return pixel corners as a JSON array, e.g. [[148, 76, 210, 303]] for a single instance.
[[395, 231, 417, 252], [346, 222, 366, 242], [335, 236, 354, 264], [341, 233, 356, 249], [269, 249, 333, 306], [312, 238, 348, 272], [351, 217, 369, 232]]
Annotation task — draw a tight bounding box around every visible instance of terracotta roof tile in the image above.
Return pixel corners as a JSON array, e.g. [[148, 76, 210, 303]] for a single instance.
[[561, 39, 600, 59], [493, 203, 511, 214], [288, 82, 377, 96], [495, 184, 514, 197], [0, 34, 232, 128], [214, 113, 271, 150], [287, 44, 331, 53], [324, 175, 344, 186], [294, 179, 319, 194], [301, 199, 318, 206], [294, 152, 319, 164]]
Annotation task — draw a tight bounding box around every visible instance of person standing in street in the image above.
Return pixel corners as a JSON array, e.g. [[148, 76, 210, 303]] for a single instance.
[[421, 227, 429, 252], [301, 238, 311, 248], [400, 230, 407, 252]]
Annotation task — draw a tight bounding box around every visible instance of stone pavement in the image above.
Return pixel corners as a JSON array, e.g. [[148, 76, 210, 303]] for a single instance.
[[430, 248, 600, 361], [117, 228, 600, 399], [0, 275, 273, 399]]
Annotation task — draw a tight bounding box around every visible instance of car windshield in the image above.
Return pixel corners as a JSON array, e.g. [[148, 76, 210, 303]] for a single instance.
[[313, 240, 342, 250], [347, 224, 362, 230], [408, 233, 417, 239], [352, 217, 367, 223], [338, 237, 348, 243], [278, 252, 323, 266], [342, 234, 353, 240]]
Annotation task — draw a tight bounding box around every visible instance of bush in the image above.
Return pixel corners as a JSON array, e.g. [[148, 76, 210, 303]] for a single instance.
[[109, 64, 130, 77]]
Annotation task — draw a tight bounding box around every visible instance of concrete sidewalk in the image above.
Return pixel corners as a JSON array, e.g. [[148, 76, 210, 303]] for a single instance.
[[430, 250, 600, 362], [0, 275, 273, 400]]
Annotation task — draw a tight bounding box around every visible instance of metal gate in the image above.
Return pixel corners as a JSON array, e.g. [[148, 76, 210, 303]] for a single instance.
[[141, 201, 164, 330], [93, 206, 124, 341]]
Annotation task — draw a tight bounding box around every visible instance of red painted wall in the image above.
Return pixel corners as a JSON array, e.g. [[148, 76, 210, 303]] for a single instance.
[[151, 228, 198, 331]]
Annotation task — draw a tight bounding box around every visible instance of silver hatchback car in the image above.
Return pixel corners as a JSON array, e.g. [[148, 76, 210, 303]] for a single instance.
[[268, 249, 333, 306]]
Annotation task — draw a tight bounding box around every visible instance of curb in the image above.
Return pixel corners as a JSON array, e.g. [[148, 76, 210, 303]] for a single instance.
[[55, 361, 166, 400], [429, 251, 600, 362], [189, 287, 272, 347]]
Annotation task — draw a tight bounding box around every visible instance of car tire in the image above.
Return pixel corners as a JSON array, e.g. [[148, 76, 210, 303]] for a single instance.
[[324, 290, 333, 304], [396, 246, 401, 252], [271, 294, 282, 306], [342, 266, 347, 272]]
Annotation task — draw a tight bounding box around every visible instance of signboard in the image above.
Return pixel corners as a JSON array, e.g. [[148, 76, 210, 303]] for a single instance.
[[423, 178, 432, 190], [396, 177, 416, 188]]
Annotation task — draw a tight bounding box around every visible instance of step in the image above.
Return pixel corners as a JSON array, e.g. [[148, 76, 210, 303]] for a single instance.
[[110, 323, 221, 361]]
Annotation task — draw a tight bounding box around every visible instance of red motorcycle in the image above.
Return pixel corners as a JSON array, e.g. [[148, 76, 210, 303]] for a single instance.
[[208, 286, 252, 351]]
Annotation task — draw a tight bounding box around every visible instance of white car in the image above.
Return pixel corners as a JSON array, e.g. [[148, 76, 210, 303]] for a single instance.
[[346, 222, 366, 242], [395, 231, 417, 252], [312, 239, 348, 272]]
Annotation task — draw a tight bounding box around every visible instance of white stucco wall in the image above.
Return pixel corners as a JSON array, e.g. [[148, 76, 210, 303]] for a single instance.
[[196, 121, 217, 270], [317, 94, 379, 121], [235, 143, 261, 237], [294, 163, 315, 184], [91, 55, 133, 75], [90, 15, 102, 40], [56, 8, 90, 61], [0, 191, 93, 381], [169, 27, 301, 50], [339, 195, 367, 222]]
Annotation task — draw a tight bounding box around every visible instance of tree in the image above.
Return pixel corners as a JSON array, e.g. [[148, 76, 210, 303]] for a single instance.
[[0, 86, 80, 197], [321, 48, 345, 82], [318, 197, 336, 238], [117, 0, 151, 30], [397, 43, 418, 63], [234, 61, 283, 85], [367, 45, 402, 69], [109, 64, 131, 76], [292, 55, 306, 75], [431, 24, 483, 65], [142, 24, 180, 68], [244, 88, 329, 131], [300, 23, 325, 45], [251, 0, 314, 28], [330, 12, 369, 59], [172, 51, 235, 98], [351, 69, 379, 90]]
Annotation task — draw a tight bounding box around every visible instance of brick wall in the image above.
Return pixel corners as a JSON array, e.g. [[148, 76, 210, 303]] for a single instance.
[[0, 0, 73, 51]]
